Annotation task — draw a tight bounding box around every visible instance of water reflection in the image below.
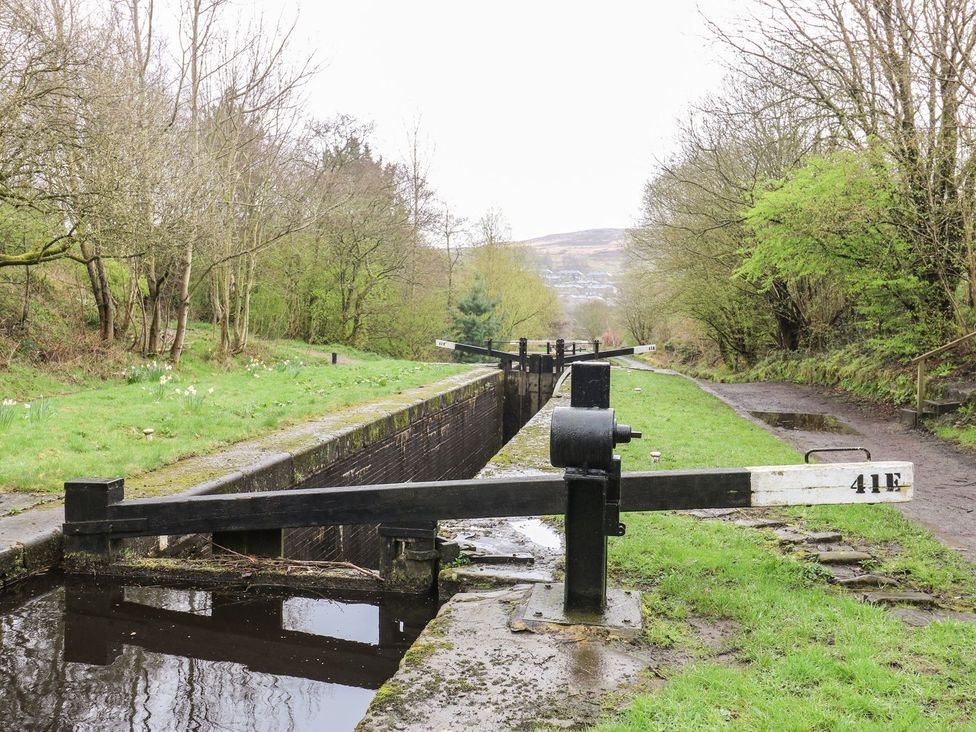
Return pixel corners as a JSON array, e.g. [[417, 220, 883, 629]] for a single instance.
[[749, 410, 860, 435], [0, 577, 434, 731]]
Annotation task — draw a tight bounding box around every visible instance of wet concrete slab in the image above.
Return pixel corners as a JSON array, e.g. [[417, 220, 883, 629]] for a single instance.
[[357, 585, 667, 732]]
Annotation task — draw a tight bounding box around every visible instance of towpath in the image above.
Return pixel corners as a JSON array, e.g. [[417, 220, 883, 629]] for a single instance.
[[617, 357, 976, 562]]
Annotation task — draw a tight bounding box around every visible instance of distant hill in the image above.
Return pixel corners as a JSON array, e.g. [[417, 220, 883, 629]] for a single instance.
[[519, 228, 628, 274]]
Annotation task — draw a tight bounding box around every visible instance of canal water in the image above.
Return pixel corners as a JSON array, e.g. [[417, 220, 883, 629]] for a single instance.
[[0, 575, 435, 731]]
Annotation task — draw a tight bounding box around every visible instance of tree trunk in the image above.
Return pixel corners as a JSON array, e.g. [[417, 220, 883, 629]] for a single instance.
[[170, 243, 193, 364], [80, 241, 114, 344]]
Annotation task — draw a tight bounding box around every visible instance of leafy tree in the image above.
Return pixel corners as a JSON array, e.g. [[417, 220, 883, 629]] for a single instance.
[[741, 150, 946, 356], [460, 243, 561, 339]]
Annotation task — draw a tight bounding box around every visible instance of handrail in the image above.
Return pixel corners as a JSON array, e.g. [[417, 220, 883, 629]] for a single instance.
[[910, 329, 976, 364], [910, 328, 976, 417]]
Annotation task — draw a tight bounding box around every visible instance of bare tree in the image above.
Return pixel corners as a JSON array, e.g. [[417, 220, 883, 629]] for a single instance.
[[440, 205, 467, 308]]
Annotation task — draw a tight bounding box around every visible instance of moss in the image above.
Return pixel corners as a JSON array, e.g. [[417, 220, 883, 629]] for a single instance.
[[392, 409, 412, 431], [401, 640, 454, 668], [127, 466, 230, 498], [444, 678, 480, 694], [423, 607, 454, 637], [61, 551, 110, 573], [370, 680, 406, 712]]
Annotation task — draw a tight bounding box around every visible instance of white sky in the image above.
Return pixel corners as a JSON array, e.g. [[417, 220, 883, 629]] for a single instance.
[[234, 1, 739, 241]]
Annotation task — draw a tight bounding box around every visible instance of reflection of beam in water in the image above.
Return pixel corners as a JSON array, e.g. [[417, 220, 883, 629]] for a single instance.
[[63, 582, 433, 690]]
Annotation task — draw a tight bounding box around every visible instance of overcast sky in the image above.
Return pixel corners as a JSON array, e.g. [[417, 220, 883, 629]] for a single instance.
[[242, 1, 738, 241]]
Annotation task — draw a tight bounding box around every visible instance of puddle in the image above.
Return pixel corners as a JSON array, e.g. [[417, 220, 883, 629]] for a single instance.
[[510, 518, 562, 550], [750, 411, 860, 435], [0, 576, 434, 731]]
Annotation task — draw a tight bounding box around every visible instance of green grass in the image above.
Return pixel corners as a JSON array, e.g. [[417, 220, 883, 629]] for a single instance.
[[930, 409, 976, 461], [595, 368, 976, 731], [0, 323, 394, 402], [0, 328, 467, 493]]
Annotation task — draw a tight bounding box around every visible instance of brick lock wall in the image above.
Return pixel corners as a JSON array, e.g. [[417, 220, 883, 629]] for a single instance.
[[284, 374, 504, 567]]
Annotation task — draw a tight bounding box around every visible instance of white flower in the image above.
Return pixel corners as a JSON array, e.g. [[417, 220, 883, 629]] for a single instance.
[[23, 404, 31, 409], [207, 387, 215, 394], [186, 385, 197, 395], [2, 399, 15, 406]]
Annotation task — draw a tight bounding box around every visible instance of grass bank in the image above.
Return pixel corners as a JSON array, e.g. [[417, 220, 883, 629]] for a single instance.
[[643, 344, 916, 406], [599, 368, 976, 730], [0, 327, 467, 494]]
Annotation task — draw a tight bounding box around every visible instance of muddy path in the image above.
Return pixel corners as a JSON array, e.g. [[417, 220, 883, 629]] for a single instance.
[[702, 379, 976, 562]]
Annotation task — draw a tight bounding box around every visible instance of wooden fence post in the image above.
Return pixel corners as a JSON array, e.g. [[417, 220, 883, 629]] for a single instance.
[[916, 358, 927, 416]]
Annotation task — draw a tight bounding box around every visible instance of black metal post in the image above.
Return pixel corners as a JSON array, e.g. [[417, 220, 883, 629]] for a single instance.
[[571, 361, 610, 409], [593, 339, 600, 356], [563, 470, 608, 614], [331, 352, 338, 365], [518, 337, 528, 370], [605, 456, 624, 538], [572, 342, 576, 355], [555, 339, 565, 373], [486, 338, 493, 356], [546, 341, 551, 354], [563, 361, 612, 614]]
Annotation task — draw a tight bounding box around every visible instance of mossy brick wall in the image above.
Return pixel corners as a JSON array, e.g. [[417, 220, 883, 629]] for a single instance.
[[284, 372, 505, 566]]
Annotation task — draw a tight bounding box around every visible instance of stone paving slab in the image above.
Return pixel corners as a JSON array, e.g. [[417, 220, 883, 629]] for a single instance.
[[861, 590, 937, 607], [773, 529, 807, 545], [804, 531, 842, 543], [835, 573, 900, 589], [734, 518, 786, 529], [891, 607, 976, 627], [816, 550, 873, 564]]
